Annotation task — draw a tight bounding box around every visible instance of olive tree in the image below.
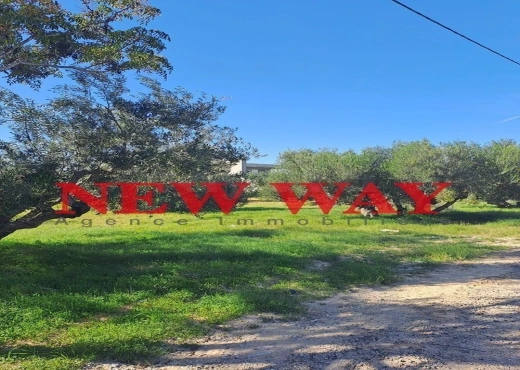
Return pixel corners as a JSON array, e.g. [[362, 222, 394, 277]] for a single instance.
[[263, 140, 520, 213], [0, 73, 258, 239]]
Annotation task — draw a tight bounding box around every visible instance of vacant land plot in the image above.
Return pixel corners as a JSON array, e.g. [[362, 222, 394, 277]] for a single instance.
[[0, 202, 519, 369], [159, 241, 520, 370]]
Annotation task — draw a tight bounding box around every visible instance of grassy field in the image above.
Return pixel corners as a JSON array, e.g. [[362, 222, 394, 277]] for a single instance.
[[0, 201, 519, 369]]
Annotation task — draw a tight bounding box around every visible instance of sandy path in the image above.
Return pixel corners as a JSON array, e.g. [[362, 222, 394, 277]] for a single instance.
[[88, 243, 520, 370]]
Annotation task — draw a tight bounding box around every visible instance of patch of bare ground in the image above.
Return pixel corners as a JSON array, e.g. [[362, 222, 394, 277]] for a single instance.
[[84, 242, 520, 370]]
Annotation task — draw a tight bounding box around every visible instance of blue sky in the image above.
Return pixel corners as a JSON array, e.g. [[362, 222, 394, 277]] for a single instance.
[[2, 0, 520, 164]]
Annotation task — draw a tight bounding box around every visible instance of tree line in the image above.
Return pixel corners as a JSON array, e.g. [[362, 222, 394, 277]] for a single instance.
[[251, 140, 520, 212]]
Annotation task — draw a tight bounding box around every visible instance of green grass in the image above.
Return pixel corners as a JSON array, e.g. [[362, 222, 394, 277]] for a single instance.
[[0, 201, 518, 369]]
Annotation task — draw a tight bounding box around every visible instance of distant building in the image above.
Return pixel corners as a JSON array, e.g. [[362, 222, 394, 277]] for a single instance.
[[230, 159, 274, 174]]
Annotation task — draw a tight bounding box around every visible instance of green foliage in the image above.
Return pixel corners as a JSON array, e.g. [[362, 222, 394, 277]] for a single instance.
[[0, 73, 258, 236], [386, 139, 438, 181], [478, 140, 520, 207], [261, 140, 520, 211], [0, 0, 172, 88], [244, 171, 271, 198]]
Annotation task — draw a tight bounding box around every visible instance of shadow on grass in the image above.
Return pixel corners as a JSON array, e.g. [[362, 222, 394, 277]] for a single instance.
[[5, 293, 520, 368], [0, 227, 505, 367], [233, 206, 292, 212], [2, 337, 165, 363], [384, 209, 520, 225], [223, 229, 280, 238]]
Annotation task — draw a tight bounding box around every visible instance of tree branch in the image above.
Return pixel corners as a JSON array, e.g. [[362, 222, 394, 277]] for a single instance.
[[0, 201, 90, 241], [0, 35, 36, 59], [0, 61, 105, 73], [432, 198, 463, 213]]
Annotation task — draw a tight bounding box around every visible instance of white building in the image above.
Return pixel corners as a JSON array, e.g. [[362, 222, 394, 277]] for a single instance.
[[230, 159, 275, 174]]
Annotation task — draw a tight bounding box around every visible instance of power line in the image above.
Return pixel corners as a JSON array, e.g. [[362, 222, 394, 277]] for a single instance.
[[390, 0, 520, 67]]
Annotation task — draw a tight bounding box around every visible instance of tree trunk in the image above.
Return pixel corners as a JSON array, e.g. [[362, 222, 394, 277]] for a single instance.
[[432, 198, 462, 213], [0, 201, 90, 241]]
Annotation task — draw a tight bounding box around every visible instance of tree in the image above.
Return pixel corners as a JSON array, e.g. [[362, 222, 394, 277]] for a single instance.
[[265, 148, 369, 202], [431, 141, 491, 211], [0, 0, 172, 88], [386, 139, 439, 182], [0, 73, 258, 240], [264, 147, 396, 206], [263, 140, 520, 214], [477, 140, 520, 207]]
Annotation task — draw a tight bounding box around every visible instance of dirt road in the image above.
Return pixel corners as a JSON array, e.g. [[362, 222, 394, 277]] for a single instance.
[[89, 242, 520, 370]]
